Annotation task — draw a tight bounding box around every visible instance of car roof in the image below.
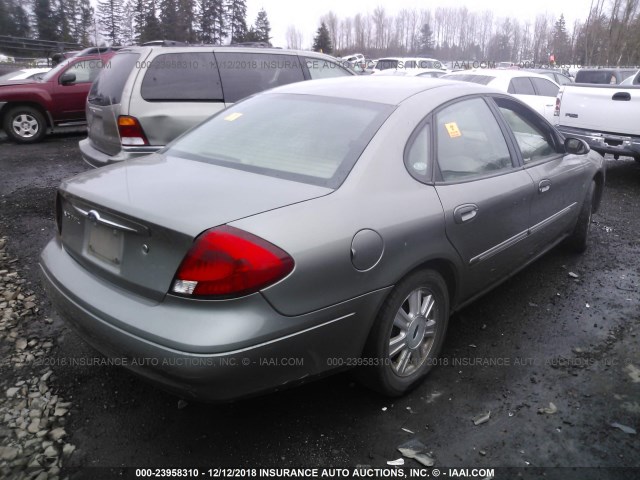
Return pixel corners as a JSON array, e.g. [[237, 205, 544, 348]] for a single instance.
[[118, 45, 340, 62], [264, 75, 497, 105]]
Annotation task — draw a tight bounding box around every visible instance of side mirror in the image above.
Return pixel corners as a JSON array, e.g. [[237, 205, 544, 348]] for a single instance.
[[59, 72, 76, 85], [564, 137, 590, 155]]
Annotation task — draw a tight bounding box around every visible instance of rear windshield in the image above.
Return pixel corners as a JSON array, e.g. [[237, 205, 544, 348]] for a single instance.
[[89, 52, 140, 106], [165, 93, 394, 188], [443, 74, 495, 85]]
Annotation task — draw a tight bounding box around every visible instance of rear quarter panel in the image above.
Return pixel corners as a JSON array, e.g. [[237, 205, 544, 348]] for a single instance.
[[230, 89, 467, 317]]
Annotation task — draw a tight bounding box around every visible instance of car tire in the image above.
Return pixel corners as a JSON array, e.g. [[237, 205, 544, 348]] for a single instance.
[[357, 269, 449, 396], [566, 180, 595, 253], [3, 106, 47, 144]]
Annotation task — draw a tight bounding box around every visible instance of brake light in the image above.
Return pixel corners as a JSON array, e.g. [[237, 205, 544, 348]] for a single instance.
[[118, 115, 148, 146], [554, 91, 563, 117], [171, 226, 294, 298]]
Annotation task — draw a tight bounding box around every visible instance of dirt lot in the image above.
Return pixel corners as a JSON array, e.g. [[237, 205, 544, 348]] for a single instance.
[[0, 132, 638, 479]]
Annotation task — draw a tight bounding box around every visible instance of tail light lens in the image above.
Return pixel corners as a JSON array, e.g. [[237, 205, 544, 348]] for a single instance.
[[118, 115, 148, 146], [171, 226, 294, 299], [554, 91, 563, 117]]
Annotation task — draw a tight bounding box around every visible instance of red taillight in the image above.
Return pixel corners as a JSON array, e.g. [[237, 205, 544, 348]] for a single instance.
[[171, 226, 294, 298], [554, 91, 562, 117], [118, 115, 148, 146]]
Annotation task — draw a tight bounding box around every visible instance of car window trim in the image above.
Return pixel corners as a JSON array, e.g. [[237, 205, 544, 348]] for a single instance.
[[431, 94, 521, 185]]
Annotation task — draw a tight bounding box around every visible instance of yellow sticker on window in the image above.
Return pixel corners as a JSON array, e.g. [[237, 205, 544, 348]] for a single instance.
[[445, 122, 461, 138], [224, 112, 243, 122]]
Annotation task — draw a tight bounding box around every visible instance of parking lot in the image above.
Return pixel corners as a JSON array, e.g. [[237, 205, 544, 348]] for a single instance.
[[0, 131, 639, 478]]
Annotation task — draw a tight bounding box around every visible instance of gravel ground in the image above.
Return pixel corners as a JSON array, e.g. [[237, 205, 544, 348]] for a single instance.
[[0, 133, 638, 479]]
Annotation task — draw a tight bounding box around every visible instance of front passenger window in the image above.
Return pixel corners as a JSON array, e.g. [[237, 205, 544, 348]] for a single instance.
[[63, 60, 103, 84], [435, 98, 513, 182], [494, 97, 558, 164]]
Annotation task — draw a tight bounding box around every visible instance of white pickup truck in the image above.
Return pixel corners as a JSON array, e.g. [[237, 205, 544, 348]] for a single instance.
[[554, 69, 640, 161]]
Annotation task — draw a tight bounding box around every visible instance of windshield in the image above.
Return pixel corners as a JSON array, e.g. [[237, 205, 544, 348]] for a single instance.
[[165, 93, 394, 189]]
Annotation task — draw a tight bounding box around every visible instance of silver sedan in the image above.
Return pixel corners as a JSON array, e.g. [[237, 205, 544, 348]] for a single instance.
[[40, 76, 605, 401]]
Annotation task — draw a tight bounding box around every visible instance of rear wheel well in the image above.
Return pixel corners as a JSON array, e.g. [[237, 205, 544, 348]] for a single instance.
[[400, 259, 458, 313], [1, 102, 51, 128]]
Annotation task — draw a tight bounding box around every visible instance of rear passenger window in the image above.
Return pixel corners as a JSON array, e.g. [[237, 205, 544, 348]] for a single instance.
[[531, 77, 559, 97], [508, 77, 535, 95], [141, 53, 223, 102], [216, 52, 305, 103], [305, 58, 352, 79], [435, 98, 513, 182], [405, 124, 430, 182]]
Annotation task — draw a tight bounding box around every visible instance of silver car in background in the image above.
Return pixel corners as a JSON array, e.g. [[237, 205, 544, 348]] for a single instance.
[[80, 46, 356, 168], [41, 77, 605, 401]]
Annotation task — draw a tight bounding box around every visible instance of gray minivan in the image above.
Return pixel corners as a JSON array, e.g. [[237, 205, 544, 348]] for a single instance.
[[80, 45, 356, 167]]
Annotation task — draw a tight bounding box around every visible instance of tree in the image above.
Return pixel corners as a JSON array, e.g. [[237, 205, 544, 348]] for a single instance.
[[121, 0, 135, 44], [254, 8, 271, 43], [0, 0, 31, 38], [312, 22, 332, 53], [34, 0, 59, 40], [97, 0, 124, 44], [199, 0, 226, 43], [285, 25, 303, 49], [227, 0, 248, 44], [551, 14, 571, 64], [76, 0, 94, 45], [419, 23, 434, 53], [55, 0, 75, 42], [159, 0, 179, 39]]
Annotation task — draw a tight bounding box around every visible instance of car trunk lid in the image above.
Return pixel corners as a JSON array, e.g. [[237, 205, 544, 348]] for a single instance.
[[58, 154, 332, 301]]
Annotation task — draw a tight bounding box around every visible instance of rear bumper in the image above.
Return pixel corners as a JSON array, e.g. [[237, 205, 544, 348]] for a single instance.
[[40, 236, 389, 401], [558, 125, 640, 159], [79, 138, 162, 168]]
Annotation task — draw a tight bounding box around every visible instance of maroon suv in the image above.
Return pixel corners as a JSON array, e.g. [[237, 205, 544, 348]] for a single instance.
[[0, 51, 116, 143]]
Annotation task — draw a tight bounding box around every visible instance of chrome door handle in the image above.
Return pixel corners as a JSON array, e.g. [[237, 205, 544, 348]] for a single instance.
[[453, 204, 479, 224], [539, 179, 551, 193]]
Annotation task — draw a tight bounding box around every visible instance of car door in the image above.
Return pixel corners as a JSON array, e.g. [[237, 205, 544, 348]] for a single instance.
[[432, 96, 535, 299], [491, 95, 586, 255], [51, 59, 105, 122]]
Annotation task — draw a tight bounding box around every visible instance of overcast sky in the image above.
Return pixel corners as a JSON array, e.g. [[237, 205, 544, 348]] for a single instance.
[[246, 0, 595, 49]]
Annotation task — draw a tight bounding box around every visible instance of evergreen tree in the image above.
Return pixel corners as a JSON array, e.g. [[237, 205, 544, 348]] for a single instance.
[[254, 8, 270, 43], [144, 0, 162, 41], [199, 0, 226, 44], [121, 0, 135, 44], [176, 0, 196, 43], [242, 26, 260, 42], [97, 0, 124, 44], [552, 14, 571, 64], [55, 0, 75, 43], [75, 0, 94, 45], [419, 23, 434, 53], [1, 0, 31, 38], [226, 0, 247, 44], [312, 22, 332, 53], [34, 0, 59, 40], [159, 0, 179, 40]]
